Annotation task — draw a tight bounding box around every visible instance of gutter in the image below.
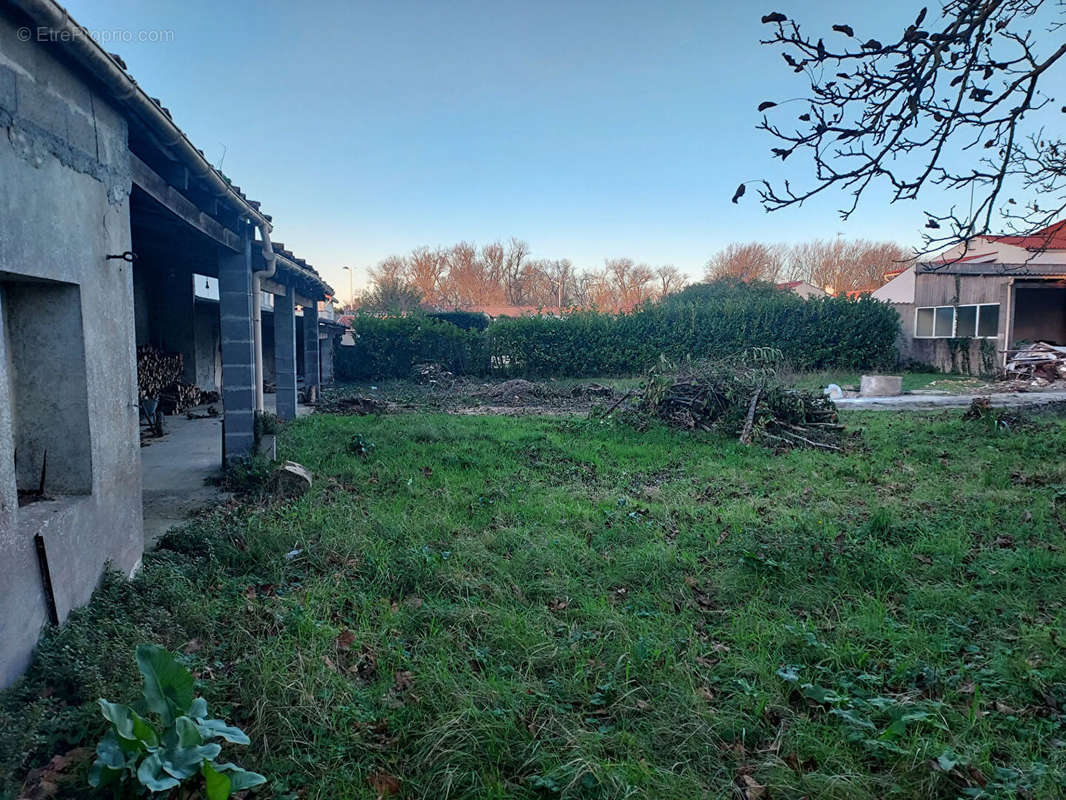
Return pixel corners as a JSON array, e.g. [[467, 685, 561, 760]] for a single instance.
[[11, 0, 272, 230]]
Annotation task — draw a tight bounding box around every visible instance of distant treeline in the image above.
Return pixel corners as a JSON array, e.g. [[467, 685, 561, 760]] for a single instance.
[[335, 279, 901, 381]]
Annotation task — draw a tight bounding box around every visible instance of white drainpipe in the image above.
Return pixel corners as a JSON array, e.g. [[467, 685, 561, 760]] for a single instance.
[[252, 223, 276, 413]]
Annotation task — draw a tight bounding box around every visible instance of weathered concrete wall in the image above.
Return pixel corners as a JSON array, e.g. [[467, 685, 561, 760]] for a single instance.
[[0, 9, 143, 687], [319, 331, 336, 384], [194, 301, 221, 392], [898, 274, 1009, 374]]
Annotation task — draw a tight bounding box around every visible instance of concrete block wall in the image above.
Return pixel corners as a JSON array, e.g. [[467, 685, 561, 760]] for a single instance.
[[273, 287, 297, 420], [0, 8, 143, 687]]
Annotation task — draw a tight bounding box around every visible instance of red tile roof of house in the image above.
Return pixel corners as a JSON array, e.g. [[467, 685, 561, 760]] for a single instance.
[[982, 219, 1066, 251]]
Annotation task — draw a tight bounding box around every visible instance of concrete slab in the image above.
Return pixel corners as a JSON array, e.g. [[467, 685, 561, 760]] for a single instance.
[[835, 390, 1066, 411], [139, 412, 227, 546], [140, 399, 312, 545]]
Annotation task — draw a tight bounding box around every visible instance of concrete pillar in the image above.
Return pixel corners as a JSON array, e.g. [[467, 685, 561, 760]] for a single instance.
[[273, 285, 297, 421], [219, 232, 255, 461], [303, 303, 320, 398]]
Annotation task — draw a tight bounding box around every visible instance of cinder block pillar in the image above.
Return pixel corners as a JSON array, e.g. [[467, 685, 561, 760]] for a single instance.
[[219, 231, 255, 461], [273, 285, 298, 421], [302, 302, 320, 398]]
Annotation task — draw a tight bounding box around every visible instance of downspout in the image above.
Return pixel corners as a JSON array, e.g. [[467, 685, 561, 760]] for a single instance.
[[252, 222, 276, 413]]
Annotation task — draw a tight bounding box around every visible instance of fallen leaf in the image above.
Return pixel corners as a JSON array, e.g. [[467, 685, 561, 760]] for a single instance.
[[404, 596, 424, 609], [393, 670, 414, 692], [697, 686, 716, 702], [913, 553, 932, 565], [322, 655, 340, 673], [739, 773, 766, 799], [368, 770, 401, 797], [717, 530, 729, 545], [548, 597, 569, 612], [182, 638, 202, 654], [337, 630, 356, 651]]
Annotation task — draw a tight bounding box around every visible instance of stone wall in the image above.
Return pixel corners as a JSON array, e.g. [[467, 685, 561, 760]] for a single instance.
[[0, 9, 143, 686]]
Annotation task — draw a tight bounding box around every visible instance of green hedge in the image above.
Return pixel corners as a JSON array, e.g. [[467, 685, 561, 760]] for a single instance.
[[335, 315, 486, 380], [427, 310, 491, 331], [336, 281, 901, 380]]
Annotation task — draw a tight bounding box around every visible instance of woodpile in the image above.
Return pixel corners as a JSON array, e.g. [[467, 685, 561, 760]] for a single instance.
[[137, 346, 205, 414], [136, 346, 183, 401], [159, 382, 202, 414], [639, 353, 845, 450], [1004, 342, 1066, 383]]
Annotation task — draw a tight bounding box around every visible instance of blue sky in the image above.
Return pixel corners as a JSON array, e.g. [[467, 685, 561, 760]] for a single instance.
[[64, 0, 949, 292]]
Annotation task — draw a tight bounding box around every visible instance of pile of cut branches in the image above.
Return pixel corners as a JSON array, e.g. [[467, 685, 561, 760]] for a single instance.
[[639, 350, 844, 450]]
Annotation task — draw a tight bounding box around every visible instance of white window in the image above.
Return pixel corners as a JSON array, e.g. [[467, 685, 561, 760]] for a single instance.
[[914, 304, 1000, 339]]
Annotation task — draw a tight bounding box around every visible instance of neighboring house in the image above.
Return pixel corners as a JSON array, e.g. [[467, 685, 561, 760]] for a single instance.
[[776, 280, 829, 299], [0, 1, 332, 685], [873, 221, 1066, 373]]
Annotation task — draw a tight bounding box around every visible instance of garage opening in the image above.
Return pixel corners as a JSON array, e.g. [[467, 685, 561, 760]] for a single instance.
[[1013, 286, 1066, 346]]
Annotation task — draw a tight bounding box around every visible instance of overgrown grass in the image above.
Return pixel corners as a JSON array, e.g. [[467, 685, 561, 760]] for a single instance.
[[3, 410, 1066, 799]]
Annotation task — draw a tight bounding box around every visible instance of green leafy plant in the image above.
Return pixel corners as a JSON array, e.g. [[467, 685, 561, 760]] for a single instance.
[[89, 645, 265, 798], [347, 433, 376, 458]]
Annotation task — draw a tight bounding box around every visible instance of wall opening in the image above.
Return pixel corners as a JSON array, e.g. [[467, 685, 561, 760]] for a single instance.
[[1013, 287, 1066, 346], [0, 276, 93, 504]]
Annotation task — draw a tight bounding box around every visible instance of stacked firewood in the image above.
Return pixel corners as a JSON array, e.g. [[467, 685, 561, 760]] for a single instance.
[[136, 346, 183, 401], [639, 352, 844, 450], [159, 382, 202, 414]]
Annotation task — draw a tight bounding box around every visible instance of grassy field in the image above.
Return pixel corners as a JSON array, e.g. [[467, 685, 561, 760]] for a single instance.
[[3, 409, 1066, 799]]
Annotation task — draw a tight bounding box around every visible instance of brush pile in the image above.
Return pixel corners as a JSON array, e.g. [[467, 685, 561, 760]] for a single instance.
[[1004, 342, 1066, 384], [639, 350, 845, 450], [136, 346, 183, 401]]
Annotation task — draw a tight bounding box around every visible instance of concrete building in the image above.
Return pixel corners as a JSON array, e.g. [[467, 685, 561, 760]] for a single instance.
[[0, 0, 332, 685], [873, 221, 1066, 373]]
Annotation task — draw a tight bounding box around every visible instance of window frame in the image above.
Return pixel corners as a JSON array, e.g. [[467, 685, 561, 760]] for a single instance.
[[913, 303, 1001, 339]]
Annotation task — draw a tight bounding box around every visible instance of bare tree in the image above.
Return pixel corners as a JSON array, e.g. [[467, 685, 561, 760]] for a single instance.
[[754, 2, 1066, 251], [362, 256, 423, 314], [705, 242, 787, 282], [502, 238, 531, 304], [788, 238, 913, 292], [655, 265, 689, 297], [407, 246, 448, 306]]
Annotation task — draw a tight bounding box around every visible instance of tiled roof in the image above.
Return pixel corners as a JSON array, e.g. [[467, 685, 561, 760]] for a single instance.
[[984, 220, 1066, 251]]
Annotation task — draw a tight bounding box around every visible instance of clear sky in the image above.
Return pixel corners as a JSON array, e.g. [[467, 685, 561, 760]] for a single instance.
[[63, 0, 947, 293]]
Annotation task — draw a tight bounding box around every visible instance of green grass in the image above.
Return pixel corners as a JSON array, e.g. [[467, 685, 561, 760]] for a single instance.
[[3, 410, 1066, 799], [791, 370, 984, 394]]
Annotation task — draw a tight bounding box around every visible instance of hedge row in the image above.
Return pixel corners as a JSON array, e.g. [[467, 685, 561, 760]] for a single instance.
[[335, 280, 901, 381]]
